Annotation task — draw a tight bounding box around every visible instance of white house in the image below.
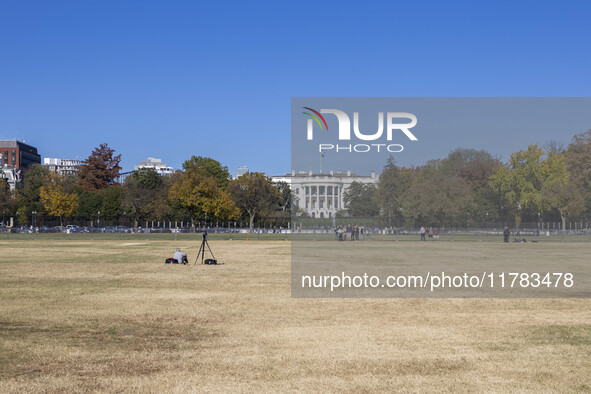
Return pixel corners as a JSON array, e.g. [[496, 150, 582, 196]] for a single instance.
[[272, 169, 378, 218]]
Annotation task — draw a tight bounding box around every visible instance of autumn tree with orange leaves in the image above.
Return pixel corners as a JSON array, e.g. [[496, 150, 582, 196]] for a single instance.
[[78, 143, 122, 191]]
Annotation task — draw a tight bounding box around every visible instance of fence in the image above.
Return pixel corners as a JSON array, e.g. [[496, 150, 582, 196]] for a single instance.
[[1, 216, 590, 242], [0, 216, 292, 241], [291, 217, 591, 242]]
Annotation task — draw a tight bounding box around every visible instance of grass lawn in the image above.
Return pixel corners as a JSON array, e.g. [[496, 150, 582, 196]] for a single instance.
[[1, 239, 590, 392]]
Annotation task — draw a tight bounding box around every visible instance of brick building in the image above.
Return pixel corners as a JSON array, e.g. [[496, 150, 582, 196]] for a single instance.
[[0, 140, 41, 170]]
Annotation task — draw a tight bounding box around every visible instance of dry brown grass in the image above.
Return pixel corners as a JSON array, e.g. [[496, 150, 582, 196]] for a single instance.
[[0, 240, 590, 393]]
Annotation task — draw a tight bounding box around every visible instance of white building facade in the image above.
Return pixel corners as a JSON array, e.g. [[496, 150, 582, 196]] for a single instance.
[[43, 158, 83, 176], [134, 157, 173, 175], [272, 170, 378, 219], [1, 165, 21, 190]]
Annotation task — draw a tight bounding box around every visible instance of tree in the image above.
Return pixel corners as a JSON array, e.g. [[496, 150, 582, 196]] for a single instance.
[[438, 149, 502, 221], [182, 156, 231, 189], [122, 168, 167, 227], [439, 148, 500, 191], [40, 174, 78, 229], [542, 180, 585, 231], [78, 143, 122, 191], [169, 169, 239, 225], [100, 186, 123, 218], [0, 178, 17, 220], [540, 151, 585, 231], [375, 157, 414, 224], [75, 185, 123, 222], [274, 181, 292, 216], [544, 140, 566, 155], [16, 164, 50, 224], [439, 149, 498, 178], [489, 145, 546, 226], [228, 172, 282, 230], [343, 181, 379, 217], [402, 166, 473, 225], [76, 189, 103, 219], [565, 130, 591, 215], [490, 144, 573, 226]]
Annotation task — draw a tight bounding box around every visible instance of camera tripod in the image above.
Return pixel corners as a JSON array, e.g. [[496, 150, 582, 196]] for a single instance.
[[194, 231, 216, 265]]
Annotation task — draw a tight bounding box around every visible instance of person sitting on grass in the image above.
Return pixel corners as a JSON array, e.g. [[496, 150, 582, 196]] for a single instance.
[[173, 248, 188, 264]]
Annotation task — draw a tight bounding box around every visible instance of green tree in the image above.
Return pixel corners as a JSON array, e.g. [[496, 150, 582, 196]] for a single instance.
[[182, 156, 231, 189], [490, 144, 571, 226], [402, 166, 473, 225], [542, 180, 585, 231], [274, 181, 292, 216], [228, 172, 282, 230], [75, 186, 122, 222], [122, 168, 168, 227], [76, 189, 103, 219], [565, 130, 591, 215], [375, 157, 414, 224], [78, 143, 122, 191], [16, 164, 50, 224], [169, 169, 239, 225], [0, 178, 17, 220], [439, 149, 502, 221], [166, 173, 193, 223], [343, 181, 379, 217], [541, 152, 585, 230], [100, 186, 123, 219]]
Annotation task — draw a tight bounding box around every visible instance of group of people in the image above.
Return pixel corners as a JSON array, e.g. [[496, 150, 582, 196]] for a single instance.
[[419, 226, 439, 241], [334, 225, 366, 241]]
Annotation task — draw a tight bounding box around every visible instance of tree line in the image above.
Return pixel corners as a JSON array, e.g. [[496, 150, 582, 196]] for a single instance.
[[2, 130, 591, 230], [0, 144, 288, 230], [341, 130, 591, 230]]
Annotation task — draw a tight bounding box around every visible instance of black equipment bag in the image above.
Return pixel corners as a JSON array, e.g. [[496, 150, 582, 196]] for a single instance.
[[165, 258, 177, 264], [204, 259, 217, 265]]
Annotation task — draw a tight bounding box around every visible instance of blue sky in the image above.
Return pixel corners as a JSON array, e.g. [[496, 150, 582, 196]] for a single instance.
[[1, 1, 590, 176]]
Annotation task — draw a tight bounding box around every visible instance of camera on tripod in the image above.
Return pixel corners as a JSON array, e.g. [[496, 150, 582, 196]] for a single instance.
[[195, 229, 218, 265]]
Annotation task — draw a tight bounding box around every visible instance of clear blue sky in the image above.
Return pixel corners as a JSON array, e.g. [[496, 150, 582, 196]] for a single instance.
[[1, 1, 590, 176]]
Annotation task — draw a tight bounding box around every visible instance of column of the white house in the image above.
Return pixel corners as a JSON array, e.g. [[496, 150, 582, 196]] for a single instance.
[[318, 185, 324, 217], [311, 185, 314, 214], [308, 186, 311, 213], [323, 184, 327, 216]]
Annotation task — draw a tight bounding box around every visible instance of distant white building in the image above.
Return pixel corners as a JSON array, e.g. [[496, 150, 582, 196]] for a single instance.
[[272, 169, 378, 218], [237, 166, 249, 178], [43, 157, 83, 176], [134, 157, 173, 176], [0, 164, 21, 190]]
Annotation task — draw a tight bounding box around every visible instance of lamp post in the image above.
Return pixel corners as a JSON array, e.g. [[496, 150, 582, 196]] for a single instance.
[[486, 212, 489, 237], [32, 211, 37, 239], [98, 211, 101, 232]]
